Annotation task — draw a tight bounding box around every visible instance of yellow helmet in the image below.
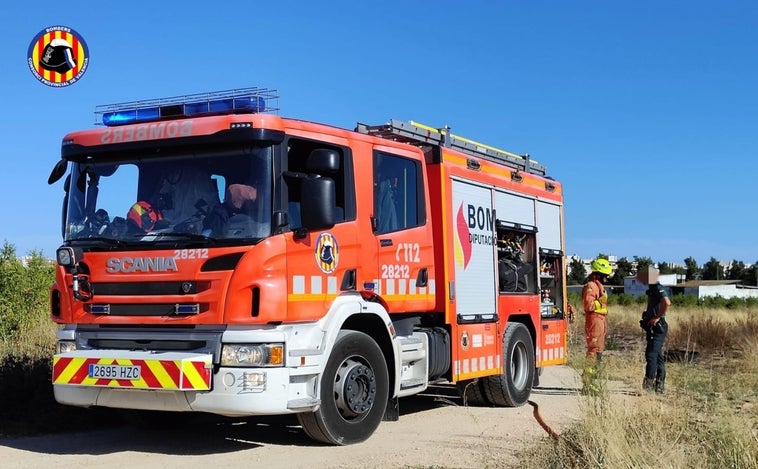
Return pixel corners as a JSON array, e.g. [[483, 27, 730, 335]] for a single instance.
[[591, 257, 612, 275]]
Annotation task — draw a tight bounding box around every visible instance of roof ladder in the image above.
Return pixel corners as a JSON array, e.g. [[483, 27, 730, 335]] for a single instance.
[[355, 119, 545, 175]]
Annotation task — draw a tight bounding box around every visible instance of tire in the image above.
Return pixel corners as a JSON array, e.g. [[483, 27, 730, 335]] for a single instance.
[[482, 322, 535, 407], [456, 379, 491, 406], [297, 330, 389, 445]]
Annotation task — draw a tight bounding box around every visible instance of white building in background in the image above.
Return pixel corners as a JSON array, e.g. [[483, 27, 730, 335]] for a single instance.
[[672, 281, 758, 300], [624, 274, 679, 297], [570, 255, 758, 300], [624, 275, 758, 300]]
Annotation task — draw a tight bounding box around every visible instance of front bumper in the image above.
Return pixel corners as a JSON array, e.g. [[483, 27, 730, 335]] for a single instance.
[[53, 350, 320, 416]]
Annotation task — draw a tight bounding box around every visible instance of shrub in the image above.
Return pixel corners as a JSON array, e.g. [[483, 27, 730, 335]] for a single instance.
[[671, 293, 699, 308], [612, 292, 636, 306], [702, 295, 728, 309], [0, 243, 55, 342]]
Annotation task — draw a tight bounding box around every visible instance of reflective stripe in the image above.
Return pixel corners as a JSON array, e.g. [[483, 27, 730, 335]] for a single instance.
[[288, 275, 436, 301], [454, 353, 502, 379]]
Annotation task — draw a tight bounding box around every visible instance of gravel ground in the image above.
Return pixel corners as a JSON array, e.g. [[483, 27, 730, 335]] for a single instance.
[[0, 365, 583, 469]]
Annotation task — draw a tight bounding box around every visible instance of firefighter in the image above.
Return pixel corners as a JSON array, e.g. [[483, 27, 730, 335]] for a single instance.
[[374, 155, 400, 233], [638, 266, 671, 393], [127, 198, 163, 232], [203, 183, 259, 236], [581, 257, 613, 394]]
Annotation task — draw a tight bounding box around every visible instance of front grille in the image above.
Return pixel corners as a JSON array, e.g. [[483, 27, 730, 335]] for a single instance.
[[74, 325, 224, 358], [86, 303, 209, 316], [93, 281, 210, 295], [88, 338, 207, 351]]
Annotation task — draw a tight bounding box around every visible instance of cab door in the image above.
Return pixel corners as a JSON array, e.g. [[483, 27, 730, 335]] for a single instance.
[[372, 150, 435, 313], [281, 137, 360, 321]]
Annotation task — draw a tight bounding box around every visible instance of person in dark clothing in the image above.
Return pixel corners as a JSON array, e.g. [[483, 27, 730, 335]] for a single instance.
[[638, 266, 671, 394]]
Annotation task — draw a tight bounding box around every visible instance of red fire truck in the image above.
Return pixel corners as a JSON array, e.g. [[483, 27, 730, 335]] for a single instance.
[[48, 87, 568, 445]]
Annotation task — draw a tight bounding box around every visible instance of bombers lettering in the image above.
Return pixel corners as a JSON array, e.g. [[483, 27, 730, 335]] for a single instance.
[[46, 26, 71, 33], [101, 121, 193, 144], [466, 203, 496, 246], [106, 256, 178, 273]]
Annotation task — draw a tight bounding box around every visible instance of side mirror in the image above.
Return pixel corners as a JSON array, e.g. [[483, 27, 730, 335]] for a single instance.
[[301, 176, 335, 230], [306, 149, 340, 173], [48, 158, 68, 184]]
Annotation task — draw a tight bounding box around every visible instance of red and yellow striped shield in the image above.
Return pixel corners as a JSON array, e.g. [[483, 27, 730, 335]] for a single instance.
[[53, 352, 212, 390], [27, 26, 90, 87]]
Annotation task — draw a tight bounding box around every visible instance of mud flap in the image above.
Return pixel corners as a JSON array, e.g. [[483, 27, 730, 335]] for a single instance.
[[383, 395, 399, 421]]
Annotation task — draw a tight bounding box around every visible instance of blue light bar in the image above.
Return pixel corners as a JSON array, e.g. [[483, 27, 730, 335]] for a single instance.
[[96, 87, 279, 127], [102, 107, 160, 126]]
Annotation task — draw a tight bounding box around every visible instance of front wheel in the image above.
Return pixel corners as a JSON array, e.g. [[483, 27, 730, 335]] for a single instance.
[[297, 330, 389, 445], [482, 322, 535, 407]]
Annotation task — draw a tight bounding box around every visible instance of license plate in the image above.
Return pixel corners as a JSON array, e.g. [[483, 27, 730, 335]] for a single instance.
[[88, 364, 141, 380]]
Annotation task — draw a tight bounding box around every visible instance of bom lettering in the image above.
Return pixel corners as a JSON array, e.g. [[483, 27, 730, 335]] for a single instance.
[[466, 204, 495, 231]]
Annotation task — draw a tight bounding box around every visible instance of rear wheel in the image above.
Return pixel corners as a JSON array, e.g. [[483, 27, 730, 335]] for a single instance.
[[297, 330, 389, 445], [482, 322, 535, 407], [456, 379, 490, 406]]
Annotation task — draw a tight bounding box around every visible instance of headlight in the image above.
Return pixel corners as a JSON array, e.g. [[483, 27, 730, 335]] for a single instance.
[[221, 343, 284, 367], [56, 248, 74, 267], [56, 340, 77, 354], [56, 247, 83, 267]]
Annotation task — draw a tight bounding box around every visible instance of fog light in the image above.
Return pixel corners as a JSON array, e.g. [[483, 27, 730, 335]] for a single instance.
[[56, 340, 77, 354], [241, 372, 266, 392]]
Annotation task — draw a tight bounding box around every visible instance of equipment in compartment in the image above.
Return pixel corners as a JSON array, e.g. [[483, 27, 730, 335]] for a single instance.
[[497, 220, 536, 293], [539, 248, 565, 319]]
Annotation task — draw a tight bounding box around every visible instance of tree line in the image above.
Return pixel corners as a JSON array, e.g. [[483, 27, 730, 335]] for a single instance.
[[0, 243, 54, 340], [567, 255, 758, 287]]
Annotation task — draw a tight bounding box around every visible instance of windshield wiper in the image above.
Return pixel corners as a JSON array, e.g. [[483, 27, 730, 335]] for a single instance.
[[68, 236, 127, 247], [146, 232, 218, 243]]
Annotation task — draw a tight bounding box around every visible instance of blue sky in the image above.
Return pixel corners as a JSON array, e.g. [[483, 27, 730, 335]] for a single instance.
[[2, 1, 757, 266]]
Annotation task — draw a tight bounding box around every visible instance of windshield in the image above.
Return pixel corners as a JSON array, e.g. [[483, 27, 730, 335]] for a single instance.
[[64, 146, 272, 247]]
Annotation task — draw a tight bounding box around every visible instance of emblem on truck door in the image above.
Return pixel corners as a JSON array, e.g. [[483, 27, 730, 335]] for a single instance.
[[315, 233, 339, 274]]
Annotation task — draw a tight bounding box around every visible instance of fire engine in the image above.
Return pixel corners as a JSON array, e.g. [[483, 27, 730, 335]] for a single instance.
[[48, 87, 568, 445]]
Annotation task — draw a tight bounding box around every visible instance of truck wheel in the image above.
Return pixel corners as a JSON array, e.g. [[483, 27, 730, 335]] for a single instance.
[[482, 322, 535, 407], [297, 330, 389, 445], [456, 379, 490, 406]]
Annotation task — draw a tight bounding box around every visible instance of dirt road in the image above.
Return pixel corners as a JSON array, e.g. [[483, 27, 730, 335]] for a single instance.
[[0, 366, 582, 469]]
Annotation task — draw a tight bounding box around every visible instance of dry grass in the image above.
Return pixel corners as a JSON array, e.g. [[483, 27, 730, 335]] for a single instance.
[[520, 305, 758, 469], [0, 312, 58, 360]]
